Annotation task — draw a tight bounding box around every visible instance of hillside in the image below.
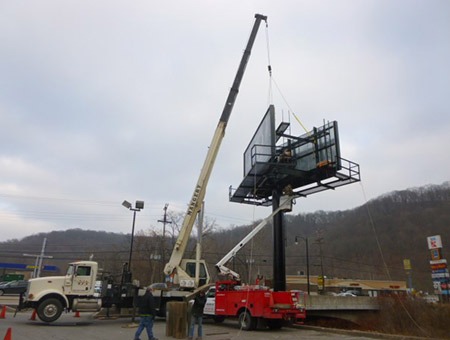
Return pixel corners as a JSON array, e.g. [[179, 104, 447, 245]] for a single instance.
[[0, 182, 449, 292], [283, 182, 450, 291]]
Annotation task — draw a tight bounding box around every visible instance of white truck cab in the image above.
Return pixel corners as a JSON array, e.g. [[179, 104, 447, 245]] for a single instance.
[[23, 261, 102, 322]]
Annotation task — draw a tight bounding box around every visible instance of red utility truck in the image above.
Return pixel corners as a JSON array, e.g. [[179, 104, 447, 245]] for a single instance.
[[202, 197, 306, 330], [211, 279, 305, 330]]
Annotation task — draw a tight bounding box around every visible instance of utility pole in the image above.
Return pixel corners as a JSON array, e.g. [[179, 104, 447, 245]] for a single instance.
[[315, 230, 325, 292], [23, 238, 53, 278], [158, 204, 172, 272]]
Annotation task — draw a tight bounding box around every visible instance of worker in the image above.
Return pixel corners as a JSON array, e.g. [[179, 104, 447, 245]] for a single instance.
[[188, 290, 207, 340], [134, 286, 158, 340], [278, 148, 292, 163]]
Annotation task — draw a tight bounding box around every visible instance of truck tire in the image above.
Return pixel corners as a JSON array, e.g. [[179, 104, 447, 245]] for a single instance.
[[37, 298, 63, 322], [238, 310, 256, 331]]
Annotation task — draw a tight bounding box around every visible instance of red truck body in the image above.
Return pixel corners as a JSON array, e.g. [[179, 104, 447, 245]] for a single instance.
[[213, 280, 305, 330]]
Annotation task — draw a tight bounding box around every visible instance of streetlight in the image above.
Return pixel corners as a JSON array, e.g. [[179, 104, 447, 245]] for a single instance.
[[246, 258, 255, 283], [295, 236, 310, 295], [122, 200, 144, 278]]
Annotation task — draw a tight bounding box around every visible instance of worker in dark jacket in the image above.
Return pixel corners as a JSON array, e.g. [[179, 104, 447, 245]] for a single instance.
[[188, 290, 206, 340], [134, 286, 158, 340]]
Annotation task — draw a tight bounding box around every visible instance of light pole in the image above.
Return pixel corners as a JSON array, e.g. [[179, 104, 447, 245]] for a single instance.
[[122, 200, 144, 278], [23, 238, 53, 278], [295, 236, 310, 295]]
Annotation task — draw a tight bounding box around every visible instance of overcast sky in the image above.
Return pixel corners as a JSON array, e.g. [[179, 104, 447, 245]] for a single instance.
[[1, 1, 449, 243]]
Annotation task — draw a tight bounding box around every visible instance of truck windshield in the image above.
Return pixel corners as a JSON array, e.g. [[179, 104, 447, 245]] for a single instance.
[[185, 262, 207, 278]]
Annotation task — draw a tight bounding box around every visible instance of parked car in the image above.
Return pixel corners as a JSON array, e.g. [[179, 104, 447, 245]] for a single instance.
[[0, 280, 28, 295], [336, 291, 357, 297]]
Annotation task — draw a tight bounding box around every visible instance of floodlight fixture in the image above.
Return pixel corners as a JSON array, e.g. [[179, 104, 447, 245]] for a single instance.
[[122, 200, 132, 209], [276, 122, 290, 136], [135, 200, 144, 210]]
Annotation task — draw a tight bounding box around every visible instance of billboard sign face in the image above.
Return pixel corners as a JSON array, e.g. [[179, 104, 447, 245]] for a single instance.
[[243, 106, 275, 177], [427, 235, 443, 250]]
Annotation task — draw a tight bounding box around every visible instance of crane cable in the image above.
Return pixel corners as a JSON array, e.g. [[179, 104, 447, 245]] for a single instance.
[[264, 22, 309, 134], [265, 20, 273, 106]]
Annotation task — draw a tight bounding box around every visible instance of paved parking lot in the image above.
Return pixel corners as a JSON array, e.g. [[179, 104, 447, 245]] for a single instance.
[[0, 307, 398, 340]]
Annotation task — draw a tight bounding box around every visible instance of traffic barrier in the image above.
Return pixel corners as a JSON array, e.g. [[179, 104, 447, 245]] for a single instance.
[[74, 311, 80, 318], [30, 309, 37, 321], [3, 327, 12, 340], [0, 306, 6, 319]]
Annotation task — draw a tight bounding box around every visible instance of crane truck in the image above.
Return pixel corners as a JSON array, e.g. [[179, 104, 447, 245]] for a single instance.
[[16, 14, 268, 322], [150, 14, 268, 316], [162, 13, 267, 289], [203, 195, 307, 330]]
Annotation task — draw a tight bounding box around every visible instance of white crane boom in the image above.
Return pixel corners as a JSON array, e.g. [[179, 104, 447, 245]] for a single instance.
[[163, 14, 268, 289]]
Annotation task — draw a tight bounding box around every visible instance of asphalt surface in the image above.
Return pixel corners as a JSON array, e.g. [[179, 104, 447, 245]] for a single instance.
[[0, 307, 404, 340]]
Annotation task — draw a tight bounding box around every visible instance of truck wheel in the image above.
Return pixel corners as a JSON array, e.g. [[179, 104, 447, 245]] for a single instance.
[[238, 310, 256, 331], [37, 298, 63, 322]]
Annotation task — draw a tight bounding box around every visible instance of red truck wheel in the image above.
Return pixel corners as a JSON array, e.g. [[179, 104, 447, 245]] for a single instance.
[[238, 310, 256, 331]]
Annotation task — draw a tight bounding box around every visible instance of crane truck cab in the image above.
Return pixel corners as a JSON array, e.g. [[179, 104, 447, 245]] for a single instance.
[[178, 259, 210, 288], [20, 260, 138, 323], [22, 261, 101, 322]]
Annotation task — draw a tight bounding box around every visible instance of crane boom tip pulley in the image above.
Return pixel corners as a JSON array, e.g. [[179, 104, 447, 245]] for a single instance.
[[255, 13, 267, 21]]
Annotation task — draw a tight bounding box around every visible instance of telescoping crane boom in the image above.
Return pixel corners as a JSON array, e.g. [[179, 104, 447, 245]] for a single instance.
[[163, 14, 268, 289]]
